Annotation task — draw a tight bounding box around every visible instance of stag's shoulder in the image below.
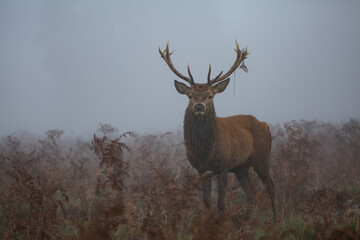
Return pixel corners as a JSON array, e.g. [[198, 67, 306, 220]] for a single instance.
[[218, 114, 260, 125], [217, 115, 270, 133]]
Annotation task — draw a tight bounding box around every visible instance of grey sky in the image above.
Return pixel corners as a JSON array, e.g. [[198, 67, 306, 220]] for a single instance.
[[1, 1, 359, 136]]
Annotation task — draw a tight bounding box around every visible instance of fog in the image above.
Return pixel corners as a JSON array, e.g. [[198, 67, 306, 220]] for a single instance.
[[1, 0, 360, 136]]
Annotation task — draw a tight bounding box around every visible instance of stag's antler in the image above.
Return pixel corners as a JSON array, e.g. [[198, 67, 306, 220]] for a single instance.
[[159, 42, 195, 86], [207, 40, 248, 86]]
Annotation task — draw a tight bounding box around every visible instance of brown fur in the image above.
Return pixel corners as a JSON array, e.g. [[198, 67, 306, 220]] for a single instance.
[[159, 42, 276, 219], [184, 104, 218, 167], [180, 83, 277, 219]]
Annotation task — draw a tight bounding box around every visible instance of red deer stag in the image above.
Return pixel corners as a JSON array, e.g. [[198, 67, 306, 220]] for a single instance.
[[159, 41, 276, 220]]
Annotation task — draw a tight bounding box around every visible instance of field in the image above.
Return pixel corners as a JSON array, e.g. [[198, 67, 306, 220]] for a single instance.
[[0, 119, 359, 240]]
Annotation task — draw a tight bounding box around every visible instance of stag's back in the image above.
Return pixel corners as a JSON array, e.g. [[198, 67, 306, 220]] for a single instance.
[[216, 114, 271, 171]]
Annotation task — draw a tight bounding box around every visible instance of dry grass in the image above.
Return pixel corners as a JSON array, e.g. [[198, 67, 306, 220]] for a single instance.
[[0, 120, 359, 240]]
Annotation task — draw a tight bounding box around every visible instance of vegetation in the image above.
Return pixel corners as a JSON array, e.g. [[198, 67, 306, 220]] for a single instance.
[[0, 120, 359, 239]]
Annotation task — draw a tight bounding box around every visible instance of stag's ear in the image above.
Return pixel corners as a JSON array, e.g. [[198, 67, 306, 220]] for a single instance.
[[213, 78, 230, 94], [174, 80, 190, 95]]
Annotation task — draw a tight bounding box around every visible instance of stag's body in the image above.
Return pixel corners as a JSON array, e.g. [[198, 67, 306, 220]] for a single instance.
[[185, 113, 270, 174], [184, 108, 275, 214], [159, 41, 276, 219]]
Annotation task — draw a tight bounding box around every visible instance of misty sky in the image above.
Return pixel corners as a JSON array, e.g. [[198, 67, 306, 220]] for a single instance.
[[1, 1, 360, 136]]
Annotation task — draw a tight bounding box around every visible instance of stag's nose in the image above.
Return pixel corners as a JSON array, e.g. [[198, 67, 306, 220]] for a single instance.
[[194, 103, 205, 112]]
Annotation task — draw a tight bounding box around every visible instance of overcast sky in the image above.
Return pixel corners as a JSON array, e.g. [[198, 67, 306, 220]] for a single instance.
[[1, 0, 359, 136]]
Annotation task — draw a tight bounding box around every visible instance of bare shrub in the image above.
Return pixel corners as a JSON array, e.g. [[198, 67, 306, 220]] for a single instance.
[[0, 120, 359, 239]]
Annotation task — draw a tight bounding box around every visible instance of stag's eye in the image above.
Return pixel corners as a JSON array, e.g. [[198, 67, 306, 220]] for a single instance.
[[208, 96, 213, 99], [188, 95, 193, 99]]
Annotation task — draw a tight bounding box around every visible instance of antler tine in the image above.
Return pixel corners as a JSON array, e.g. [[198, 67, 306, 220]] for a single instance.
[[208, 40, 248, 85], [159, 42, 194, 85], [207, 64, 211, 83], [187, 65, 194, 82], [207, 64, 224, 84]]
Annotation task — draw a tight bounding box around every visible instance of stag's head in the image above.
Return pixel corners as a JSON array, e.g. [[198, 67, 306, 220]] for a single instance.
[[159, 41, 248, 116]]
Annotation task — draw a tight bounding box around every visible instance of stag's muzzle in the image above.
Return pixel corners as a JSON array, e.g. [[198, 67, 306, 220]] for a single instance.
[[193, 103, 206, 115]]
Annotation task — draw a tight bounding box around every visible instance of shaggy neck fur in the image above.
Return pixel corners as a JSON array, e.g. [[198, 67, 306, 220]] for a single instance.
[[183, 106, 219, 159]]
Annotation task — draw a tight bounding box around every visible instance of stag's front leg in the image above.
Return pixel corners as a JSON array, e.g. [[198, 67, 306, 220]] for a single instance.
[[217, 172, 228, 211], [201, 174, 212, 209]]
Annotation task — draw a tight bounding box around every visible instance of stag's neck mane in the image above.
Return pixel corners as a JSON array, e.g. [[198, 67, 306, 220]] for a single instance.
[[183, 108, 219, 158]]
